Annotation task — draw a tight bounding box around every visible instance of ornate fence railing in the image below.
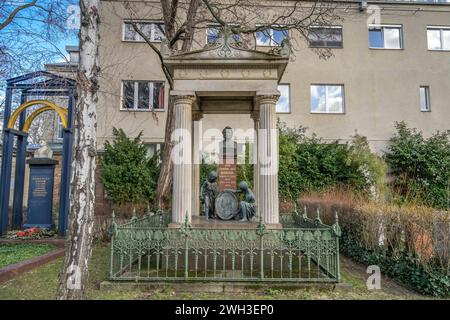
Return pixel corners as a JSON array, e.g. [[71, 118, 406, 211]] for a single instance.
[[109, 209, 341, 282]]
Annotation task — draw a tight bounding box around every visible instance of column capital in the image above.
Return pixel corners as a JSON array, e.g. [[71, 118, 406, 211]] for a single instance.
[[170, 91, 196, 104], [250, 111, 259, 121], [255, 91, 280, 105], [192, 111, 204, 121]]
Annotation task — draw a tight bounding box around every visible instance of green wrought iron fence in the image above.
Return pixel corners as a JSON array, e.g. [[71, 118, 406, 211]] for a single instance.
[[110, 209, 341, 282]]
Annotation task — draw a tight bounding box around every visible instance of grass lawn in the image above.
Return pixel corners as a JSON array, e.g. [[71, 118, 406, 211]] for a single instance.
[[0, 244, 431, 300], [0, 243, 56, 269]]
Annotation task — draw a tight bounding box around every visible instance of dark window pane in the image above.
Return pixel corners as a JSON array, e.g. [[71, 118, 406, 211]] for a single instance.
[[139, 23, 153, 41], [153, 82, 165, 109], [369, 28, 383, 48], [153, 23, 165, 42], [124, 23, 136, 41], [138, 82, 150, 109], [123, 81, 135, 109], [309, 27, 342, 48]]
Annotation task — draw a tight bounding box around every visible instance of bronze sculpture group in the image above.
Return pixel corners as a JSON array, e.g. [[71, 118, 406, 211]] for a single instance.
[[200, 171, 256, 222]]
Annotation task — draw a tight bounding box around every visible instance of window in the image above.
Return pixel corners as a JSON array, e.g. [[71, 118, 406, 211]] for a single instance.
[[206, 25, 240, 44], [308, 26, 343, 48], [57, 118, 64, 140], [369, 25, 402, 49], [419, 86, 431, 112], [69, 52, 79, 63], [276, 84, 290, 113], [122, 81, 165, 110], [123, 21, 165, 42], [146, 143, 161, 157], [427, 27, 450, 50], [255, 27, 287, 46], [310, 85, 345, 113]]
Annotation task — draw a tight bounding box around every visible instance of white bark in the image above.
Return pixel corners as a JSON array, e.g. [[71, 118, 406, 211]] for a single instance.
[[57, 0, 100, 300]]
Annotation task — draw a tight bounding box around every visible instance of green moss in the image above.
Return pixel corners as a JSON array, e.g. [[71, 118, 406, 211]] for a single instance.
[[0, 243, 56, 269]]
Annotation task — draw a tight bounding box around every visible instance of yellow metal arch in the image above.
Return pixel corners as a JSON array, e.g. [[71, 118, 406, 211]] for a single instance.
[[7, 100, 68, 133]]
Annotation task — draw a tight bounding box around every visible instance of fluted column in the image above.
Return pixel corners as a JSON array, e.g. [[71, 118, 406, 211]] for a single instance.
[[250, 111, 260, 218], [192, 111, 203, 216], [257, 93, 280, 226], [171, 92, 195, 226]]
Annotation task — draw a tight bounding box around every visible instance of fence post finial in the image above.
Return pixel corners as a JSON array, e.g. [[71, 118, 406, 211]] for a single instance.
[[333, 210, 342, 237], [131, 207, 137, 223], [110, 210, 117, 237]]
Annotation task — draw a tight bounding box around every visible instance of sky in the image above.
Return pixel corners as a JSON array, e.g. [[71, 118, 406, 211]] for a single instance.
[[0, 1, 80, 107]]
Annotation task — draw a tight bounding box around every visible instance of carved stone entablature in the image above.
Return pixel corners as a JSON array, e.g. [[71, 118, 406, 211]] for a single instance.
[[173, 66, 279, 80], [163, 27, 290, 83]]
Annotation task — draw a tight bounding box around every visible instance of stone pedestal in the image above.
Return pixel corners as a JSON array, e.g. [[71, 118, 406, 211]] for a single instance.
[[24, 158, 58, 229], [218, 156, 237, 191]]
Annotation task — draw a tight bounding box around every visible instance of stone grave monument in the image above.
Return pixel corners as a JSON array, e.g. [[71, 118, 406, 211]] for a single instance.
[[24, 141, 58, 229]]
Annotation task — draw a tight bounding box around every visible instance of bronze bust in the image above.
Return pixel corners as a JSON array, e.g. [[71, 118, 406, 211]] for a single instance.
[[219, 126, 237, 161]]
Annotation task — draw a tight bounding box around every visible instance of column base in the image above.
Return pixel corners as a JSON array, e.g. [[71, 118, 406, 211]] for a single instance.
[[264, 223, 283, 230]]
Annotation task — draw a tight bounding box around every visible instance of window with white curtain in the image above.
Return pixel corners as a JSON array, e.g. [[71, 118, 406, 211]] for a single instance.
[[419, 86, 431, 112], [427, 27, 450, 50]]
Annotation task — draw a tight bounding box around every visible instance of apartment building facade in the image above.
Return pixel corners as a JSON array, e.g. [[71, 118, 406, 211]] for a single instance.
[[97, 0, 450, 156]]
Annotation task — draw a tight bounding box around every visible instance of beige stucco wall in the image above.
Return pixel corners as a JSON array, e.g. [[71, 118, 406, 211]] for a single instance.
[[98, 1, 450, 153]]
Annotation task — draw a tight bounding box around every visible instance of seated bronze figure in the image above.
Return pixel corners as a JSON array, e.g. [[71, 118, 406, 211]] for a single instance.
[[224, 181, 256, 222]]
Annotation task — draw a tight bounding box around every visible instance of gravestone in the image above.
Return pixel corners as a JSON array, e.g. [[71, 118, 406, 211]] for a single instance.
[[218, 126, 237, 191], [24, 158, 58, 229]]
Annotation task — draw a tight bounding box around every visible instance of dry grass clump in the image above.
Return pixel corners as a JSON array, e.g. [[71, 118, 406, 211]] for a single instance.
[[298, 190, 449, 272]]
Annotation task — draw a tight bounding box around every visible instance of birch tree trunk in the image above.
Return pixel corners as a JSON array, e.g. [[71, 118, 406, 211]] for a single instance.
[[57, 0, 100, 300], [155, 98, 175, 210]]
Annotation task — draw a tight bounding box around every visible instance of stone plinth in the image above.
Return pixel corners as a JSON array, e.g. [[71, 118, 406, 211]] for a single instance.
[[190, 216, 282, 230]]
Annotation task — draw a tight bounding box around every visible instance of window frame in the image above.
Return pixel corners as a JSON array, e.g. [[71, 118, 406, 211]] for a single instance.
[[368, 24, 403, 50], [427, 26, 450, 51], [206, 23, 240, 45], [120, 80, 166, 111], [310, 84, 346, 114], [255, 25, 288, 47], [146, 143, 162, 157], [308, 25, 344, 49], [56, 117, 64, 141], [276, 83, 291, 114], [419, 86, 431, 112], [122, 20, 165, 43]]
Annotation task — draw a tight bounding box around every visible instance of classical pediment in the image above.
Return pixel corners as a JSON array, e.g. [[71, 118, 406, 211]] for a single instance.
[[163, 28, 290, 80], [165, 41, 289, 61]]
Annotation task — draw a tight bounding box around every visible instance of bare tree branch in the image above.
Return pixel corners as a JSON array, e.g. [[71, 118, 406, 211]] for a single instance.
[[0, 0, 38, 31]]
